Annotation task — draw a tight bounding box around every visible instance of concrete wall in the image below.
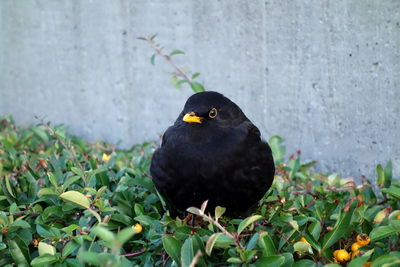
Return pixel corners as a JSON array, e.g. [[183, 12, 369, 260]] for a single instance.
[[1, 0, 399, 180]]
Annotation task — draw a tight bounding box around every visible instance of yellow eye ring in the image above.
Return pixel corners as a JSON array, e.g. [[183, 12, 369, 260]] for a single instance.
[[209, 108, 218, 118]]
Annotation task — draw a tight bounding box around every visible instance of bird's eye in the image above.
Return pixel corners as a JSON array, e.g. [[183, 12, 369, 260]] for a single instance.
[[208, 108, 218, 118]]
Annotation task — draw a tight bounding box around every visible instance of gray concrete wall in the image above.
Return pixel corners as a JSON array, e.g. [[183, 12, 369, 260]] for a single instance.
[[1, 0, 399, 180]]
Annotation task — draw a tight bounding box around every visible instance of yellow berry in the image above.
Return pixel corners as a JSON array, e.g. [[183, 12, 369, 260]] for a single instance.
[[132, 223, 143, 233], [356, 233, 370, 246], [397, 214, 400, 220], [351, 242, 362, 252], [333, 249, 350, 262]]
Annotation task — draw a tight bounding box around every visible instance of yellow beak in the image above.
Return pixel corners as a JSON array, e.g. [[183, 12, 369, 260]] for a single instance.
[[183, 112, 203, 124]]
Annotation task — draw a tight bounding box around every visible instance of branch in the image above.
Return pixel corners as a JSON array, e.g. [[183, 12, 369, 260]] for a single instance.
[[147, 37, 192, 84]]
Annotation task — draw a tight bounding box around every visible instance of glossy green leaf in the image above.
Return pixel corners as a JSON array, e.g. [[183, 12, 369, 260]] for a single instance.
[[190, 82, 205, 93], [162, 235, 182, 266], [60, 191, 90, 209], [169, 50, 185, 56], [322, 202, 355, 250], [205, 233, 222, 256], [38, 242, 56, 256], [258, 231, 276, 256], [31, 254, 59, 266], [255, 255, 285, 267], [370, 225, 399, 241], [8, 240, 29, 266], [237, 215, 263, 235]]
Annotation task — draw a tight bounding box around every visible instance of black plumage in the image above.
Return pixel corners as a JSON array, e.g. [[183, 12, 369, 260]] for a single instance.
[[150, 91, 275, 216]]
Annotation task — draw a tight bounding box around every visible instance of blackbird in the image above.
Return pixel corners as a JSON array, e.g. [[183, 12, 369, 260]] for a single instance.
[[150, 91, 275, 216]]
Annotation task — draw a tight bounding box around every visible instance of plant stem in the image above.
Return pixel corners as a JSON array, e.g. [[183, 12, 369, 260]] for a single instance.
[[146, 37, 192, 84]]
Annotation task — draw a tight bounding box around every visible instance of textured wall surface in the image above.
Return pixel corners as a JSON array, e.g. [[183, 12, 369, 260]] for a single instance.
[[1, 0, 399, 179]]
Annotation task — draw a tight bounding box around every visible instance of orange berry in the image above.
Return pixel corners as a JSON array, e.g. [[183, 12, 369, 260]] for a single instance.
[[363, 262, 372, 267], [351, 242, 362, 252], [333, 249, 350, 262], [356, 233, 370, 246], [397, 214, 400, 219], [132, 223, 143, 233]]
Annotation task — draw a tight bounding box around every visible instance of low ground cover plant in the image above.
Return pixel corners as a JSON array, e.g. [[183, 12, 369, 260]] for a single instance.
[[0, 116, 399, 266]]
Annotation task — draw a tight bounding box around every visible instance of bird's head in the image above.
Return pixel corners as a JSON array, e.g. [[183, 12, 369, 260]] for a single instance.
[[177, 91, 247, 128]]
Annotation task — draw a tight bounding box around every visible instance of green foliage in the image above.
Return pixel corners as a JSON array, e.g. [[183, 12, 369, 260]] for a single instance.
[[138, 34, 206, 93], [0, 116, 399, 266]]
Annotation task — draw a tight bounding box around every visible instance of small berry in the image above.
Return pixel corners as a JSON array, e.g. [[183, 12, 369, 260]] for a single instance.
[[333, 249, 350, 262], [132, 223, 143, 234], [351, 242, 362, 252], [356, 233, 370, 246]]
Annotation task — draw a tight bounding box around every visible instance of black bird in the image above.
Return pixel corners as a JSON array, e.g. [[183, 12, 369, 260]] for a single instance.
[[150, 91, 275, 216]]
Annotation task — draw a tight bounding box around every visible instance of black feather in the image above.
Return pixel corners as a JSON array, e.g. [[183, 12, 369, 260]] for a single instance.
[[150, 91, 275, 216]]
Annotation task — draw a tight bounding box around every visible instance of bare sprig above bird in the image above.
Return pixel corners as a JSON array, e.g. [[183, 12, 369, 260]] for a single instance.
[[137, 34, 205, 93]]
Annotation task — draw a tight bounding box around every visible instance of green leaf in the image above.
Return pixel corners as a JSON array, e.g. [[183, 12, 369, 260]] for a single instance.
[[116, 227, 135, 245], [292, 259, 316, 267], [255, 255, 285, 267], [191, 72, 200, 79], [162, 235, 182, 266], [308, 220, 322, 240], [169, 50, 185, 56], [215, 206, 226, 221], [186, 207, 203, 216], [31, 254, 59, 266], [150, 54, 156, 65], [8, 239, 29, 266], [347, 255, 370, 267], [48, 172, 58, 188], [11, 220, 31, 229], [205, 233, 222, 256], [93, 226, 115, 243], [227, 257, 242, 263], [303, 233, 321, 252], [190, 82, 205, 93], [70, 167, 84, 177], [371, 251, 400, 267], [258, 231, 276, 256], [240, 250, 257, 263], [62, 175, 82, 191], [322, 202, 355, 250], [281, 253, 294, 267], [268, 136, 285, 163], [5, 175, 16, 198], [150, 33, 158, 40], [384, 160, 393, 187], [61, 241, 79, 258], [181, 237, 203, 267], [88, 208, 102, 223], [38, 242, 56, 256], [370, 225, 399, 241], [171, 75, 184, 90], [60, 191, 90, 209], [381, 187, 400, 199], [237, 215, 263, 235], [38, 188, 58, 196], [293, 241, 312, 254]]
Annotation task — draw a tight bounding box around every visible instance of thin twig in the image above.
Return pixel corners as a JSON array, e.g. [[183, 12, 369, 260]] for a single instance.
[[147, 37, 192, 84], [189, 251, 203, 267], [5, 211, 40, 217], [121, 250, 146, 257], [273, 226, 290, 246]]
